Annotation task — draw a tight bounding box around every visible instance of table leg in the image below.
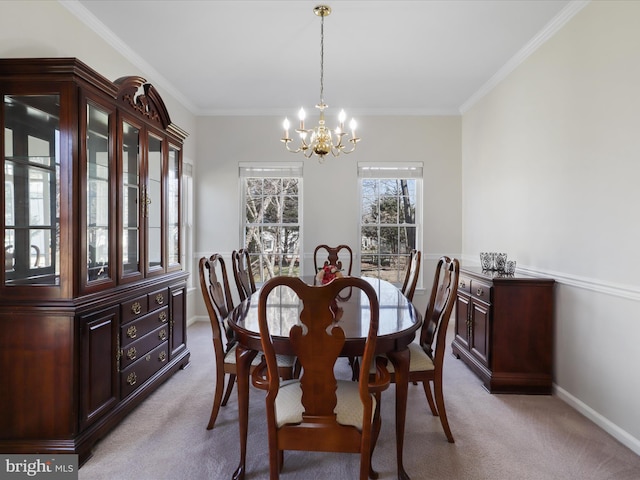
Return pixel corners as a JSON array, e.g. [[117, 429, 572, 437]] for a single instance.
[[387, 347, 411, 480], [232, 344, 258, 480]]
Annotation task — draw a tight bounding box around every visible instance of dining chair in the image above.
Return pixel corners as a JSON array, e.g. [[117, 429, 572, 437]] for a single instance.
[[198, 254, 296, 430], [313, 244, 353, 275], [400, 249, 421, 302], [252, 276, 390, 480], [372, 255, 459, 443], [231, 248, 256, 302]]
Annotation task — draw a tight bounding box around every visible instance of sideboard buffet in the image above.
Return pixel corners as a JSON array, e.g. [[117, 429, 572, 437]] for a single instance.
[[0, 58, 190, 463], [452, 266, 555, 394]]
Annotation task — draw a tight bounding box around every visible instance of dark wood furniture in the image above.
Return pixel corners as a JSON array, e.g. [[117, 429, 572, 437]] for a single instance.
[[231, 248, 256, 301], [228, 276, 421, 480], [252, 276, 390, 480], [400, 249, 421, 302], [313, 244, 354, 275], [451, 266, 555, 394], [0, 58, 190, 463], [198, 254, 296, 430], [384, 256, 459, 443]]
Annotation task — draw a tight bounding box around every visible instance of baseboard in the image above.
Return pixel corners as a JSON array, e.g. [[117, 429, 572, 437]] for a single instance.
[[554, 384, 640, 456]]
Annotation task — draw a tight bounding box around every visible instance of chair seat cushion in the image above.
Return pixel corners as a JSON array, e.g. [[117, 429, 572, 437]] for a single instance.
[[224, 343, 296, 368], [368, 341, 435, 374], [274, 379, 376, 428]]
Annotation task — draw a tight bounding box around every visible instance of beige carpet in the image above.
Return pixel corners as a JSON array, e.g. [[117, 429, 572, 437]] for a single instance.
[[79, 321, 640, 480]]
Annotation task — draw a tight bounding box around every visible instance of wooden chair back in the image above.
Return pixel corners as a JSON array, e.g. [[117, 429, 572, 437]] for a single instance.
[[198, 254, 236, 353], [400, 249, 421, 302], [256, 276, 388, 479], [419, 256, 460, 359], [313, 244, 353, 275], [232, 248, 257, 301]]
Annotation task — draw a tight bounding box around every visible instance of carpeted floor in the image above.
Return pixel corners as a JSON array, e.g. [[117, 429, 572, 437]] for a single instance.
[[78, 321, 640, 480]]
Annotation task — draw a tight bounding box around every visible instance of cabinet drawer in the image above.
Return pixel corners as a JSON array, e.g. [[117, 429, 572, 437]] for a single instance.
[[148, 288, 169, 312], [120, 324, 169, 369], [120, 342, 169, 398], [458, 275, 471, 295], [121, 295, 148, 324], [121, 306, 169, 347], [471, 280, 491, 303]]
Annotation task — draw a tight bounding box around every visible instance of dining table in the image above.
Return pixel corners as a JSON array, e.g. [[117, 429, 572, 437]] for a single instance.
[[226, 275, 422, 480]]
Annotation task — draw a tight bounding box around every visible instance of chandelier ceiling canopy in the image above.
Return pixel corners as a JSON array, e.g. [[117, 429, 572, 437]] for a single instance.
[[281, 5, 360, 161]]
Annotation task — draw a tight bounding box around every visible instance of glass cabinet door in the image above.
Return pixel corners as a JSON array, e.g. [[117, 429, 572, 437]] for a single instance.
[[86, 102, 111, 284], [4, 94, 60, 286], [167, 145, 180, 267], [146, 133, 163, 273], [121, 120, 141, 278]]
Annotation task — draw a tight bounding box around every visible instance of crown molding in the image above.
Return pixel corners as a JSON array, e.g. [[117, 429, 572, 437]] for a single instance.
[[459, 0, 591, 114]]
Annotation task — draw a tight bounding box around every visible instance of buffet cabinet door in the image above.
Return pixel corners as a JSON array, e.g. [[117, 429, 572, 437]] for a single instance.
[[80, 306, 119, 430]]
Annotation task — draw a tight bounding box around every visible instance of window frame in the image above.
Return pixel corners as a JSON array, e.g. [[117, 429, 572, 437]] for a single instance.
[[357, 162, 423, 286], [239, 162, 303, 284]]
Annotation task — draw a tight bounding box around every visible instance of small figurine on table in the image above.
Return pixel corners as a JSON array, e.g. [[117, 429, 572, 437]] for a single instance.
[[316, 264, 343, 285], [315, 264, 344, 320]]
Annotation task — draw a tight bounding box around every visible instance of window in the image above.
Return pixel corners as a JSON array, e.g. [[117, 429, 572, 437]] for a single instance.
[[240, 163, 303, 283], [359, 162, 422, 284], [182, 161, 194, 287]]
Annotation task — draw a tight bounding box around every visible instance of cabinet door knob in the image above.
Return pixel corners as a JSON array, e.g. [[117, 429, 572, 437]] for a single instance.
[[459, 281, 466, 288]]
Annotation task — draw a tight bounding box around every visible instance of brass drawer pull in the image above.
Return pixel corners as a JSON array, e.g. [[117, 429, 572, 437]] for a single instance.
[[131, 302, 142, 315], [158, 311, 168, 323], [476, 288, 484, 296], [127, 372, 137, 386], [127, 325, 137, 339], [159, 351, 167, 362], [159, 329, 167, 341], [127, 347, 137, 360], [155, 293, 164, 305], [459, 281, 466, 288]]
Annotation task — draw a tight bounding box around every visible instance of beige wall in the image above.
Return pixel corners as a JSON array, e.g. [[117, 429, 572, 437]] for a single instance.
[[462, 0, 640, 452], [194, 114, 462, 312]]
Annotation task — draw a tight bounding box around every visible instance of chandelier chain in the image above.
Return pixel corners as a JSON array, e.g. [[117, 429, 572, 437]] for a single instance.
[[319, 13, 324, 105]]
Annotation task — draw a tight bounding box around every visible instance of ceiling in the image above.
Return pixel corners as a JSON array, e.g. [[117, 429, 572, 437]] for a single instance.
[[66, 0, 579, 116]]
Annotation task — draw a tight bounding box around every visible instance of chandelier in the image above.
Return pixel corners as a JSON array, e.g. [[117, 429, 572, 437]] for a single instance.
[[281, 5, 360, 160]]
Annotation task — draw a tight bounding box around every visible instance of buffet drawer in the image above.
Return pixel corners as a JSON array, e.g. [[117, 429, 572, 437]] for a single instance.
[[458, 275, 471, 295], [148, 288, 169, 312], [120, 306, 169, 347], [120, 324, 169, 369], [120, 342, 169, 398], [121, 294, 149, 324], [470, 279, 491, 303]]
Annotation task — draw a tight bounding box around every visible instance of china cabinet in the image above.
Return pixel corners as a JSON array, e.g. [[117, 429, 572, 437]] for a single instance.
[[0, 58, 189, 463], [452, 266, 555, 394]]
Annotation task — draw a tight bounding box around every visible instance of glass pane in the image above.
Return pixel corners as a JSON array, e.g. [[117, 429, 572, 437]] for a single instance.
[[87, 104, 110, 281], [147, 134, 162, 269], [167, 146, 180, 265], [122, 121, 140, 274], [4, 95, 60, 286]]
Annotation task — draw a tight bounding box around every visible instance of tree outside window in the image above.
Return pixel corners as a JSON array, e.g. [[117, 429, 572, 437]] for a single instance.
[[359, 164, 421, 284], [240, 165, 302, 283]]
